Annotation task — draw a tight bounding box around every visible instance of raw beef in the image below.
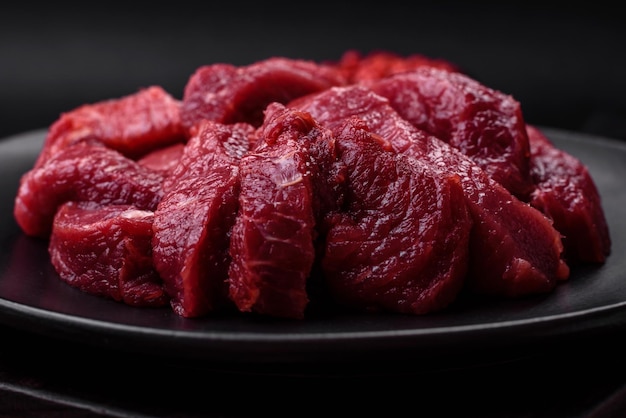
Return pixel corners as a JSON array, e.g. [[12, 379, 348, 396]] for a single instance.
[[290, 85, 569, 297], [321, 116, 472, 314], [11, 51, 612, 320], [365, 67, 534, 199], [227, 104, 338, 319], [180, 57, 346, 133], [527, 124, 611, 263], [137, 142, 186, 176], [14, 140, 165, 238], [35, 86, 186, 168], [49, 201, 168, 307], [152, 121, 254, 317]]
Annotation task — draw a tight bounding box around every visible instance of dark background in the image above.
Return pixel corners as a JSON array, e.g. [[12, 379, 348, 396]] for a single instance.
[[2, 2, 626, 142]]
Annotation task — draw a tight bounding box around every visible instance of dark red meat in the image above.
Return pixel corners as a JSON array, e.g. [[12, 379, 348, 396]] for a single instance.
[[328, 49, 460, 83], [137, 142, 185, 176], [49, 201, 168, 307], [35, 86, 186, 168], [180, 57, 346, 132], [263, 102, 347, 222], [152, 121, 254, 318], [12, 51, 613, 319], [290, 85, 569, 297], [322, 117, 472, 314], [527, 124, 611, 263], [365, 67, 533, 200], [227, 105, 336, 319], [14, 140, 165, 238]]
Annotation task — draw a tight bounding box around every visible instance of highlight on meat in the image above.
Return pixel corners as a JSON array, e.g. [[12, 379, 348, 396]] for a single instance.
[[13, 50, 612, 319]]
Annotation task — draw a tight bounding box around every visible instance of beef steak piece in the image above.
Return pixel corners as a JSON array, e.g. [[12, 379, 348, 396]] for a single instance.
[[321, 116, 472, 314], [35, 86, 185, 168], [137, 142, 186, 176], [14, 140, 165, 238], [527, 124, 611, 263], [152, 120, 254, 318], [180, 57, 346, 133], [291, 85, 569, 298], [49, 201, 168, 307], [365, 67, 533, 200], [227, 104, 338, 319]]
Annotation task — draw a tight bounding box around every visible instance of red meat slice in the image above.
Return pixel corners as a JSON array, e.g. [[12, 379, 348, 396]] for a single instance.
[[365, 67, 533, 200], [49, 201, 168, 307], [328, 49, 460, 83], [180, 57, 346, 133], [322, 117, 472, 314], [152, 121, 254, 318], [290, 85, 569, 298], [227, 105, 336, 319], [35, 85, 185, 168], [136, 142, 186, 176], [14, 140, 165, 238], [527, 124, 611, 263], [263, 102, 347, 224]]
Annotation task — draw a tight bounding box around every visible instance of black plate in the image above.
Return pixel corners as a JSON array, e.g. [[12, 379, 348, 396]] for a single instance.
[[1, 127, 625, 367]]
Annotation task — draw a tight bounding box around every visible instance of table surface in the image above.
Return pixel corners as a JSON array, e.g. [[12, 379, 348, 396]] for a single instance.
[[2, 321, 626, 418]]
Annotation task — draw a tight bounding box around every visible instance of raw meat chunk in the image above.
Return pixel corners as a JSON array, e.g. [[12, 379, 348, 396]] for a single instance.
[[152, 121, 254, 318], [11, 51, 613, 320], [137, 142, 186, 176], [35, 85, 185, 168], [527, 124, 611, 263], [290, 85, 569, 297], [49, 201, 168, 307], [322, 117, 472, 314], [14, 140, 165, 238], [227, 105, 335, 319], [366, 67, 533, 199], [263, 102, 347, 223], [180, 57, 346, 132]]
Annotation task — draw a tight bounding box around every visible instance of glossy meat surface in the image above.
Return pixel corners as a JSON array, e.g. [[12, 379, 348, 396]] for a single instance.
[[528, 124, 611, 263], [227, 106, 334, 319], [14, 140, 165, 238], [35, 86, 185, 168], [11, 51, 612, 318], [291, 85, 569, 297], [321, 117, 472, 314], [152, 121, 253, 317], [181, 57, 346, 132], [49, 201, 168, 307], [366, 67, 533, 199]]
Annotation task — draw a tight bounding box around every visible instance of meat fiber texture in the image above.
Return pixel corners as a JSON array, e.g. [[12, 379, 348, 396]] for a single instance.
[[13, 50, 611, 319]]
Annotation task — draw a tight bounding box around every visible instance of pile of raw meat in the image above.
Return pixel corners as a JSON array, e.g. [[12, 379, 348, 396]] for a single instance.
[[13, 50, 612, 319]]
